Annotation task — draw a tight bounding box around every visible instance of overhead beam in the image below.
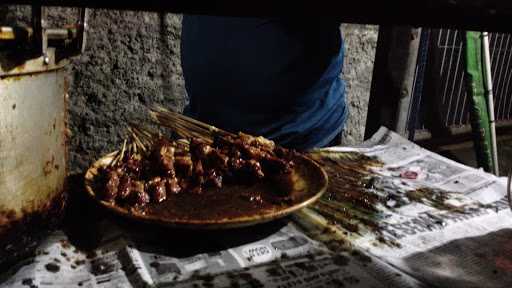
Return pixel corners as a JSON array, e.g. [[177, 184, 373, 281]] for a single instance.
[[3, 1, 512, 32]]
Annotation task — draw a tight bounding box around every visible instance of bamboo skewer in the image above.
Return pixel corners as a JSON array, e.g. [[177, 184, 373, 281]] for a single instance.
[[148, 104, 234, 143]]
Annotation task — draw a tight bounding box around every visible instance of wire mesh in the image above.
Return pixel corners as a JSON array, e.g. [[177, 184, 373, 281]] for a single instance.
[[414, 29, 512, 133]]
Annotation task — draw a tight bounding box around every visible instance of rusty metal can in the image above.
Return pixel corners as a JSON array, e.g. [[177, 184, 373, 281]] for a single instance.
[[0, 48, 68, 266]]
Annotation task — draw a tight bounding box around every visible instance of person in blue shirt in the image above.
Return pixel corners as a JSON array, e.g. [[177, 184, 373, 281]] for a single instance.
[[181, 16, 347, 150]]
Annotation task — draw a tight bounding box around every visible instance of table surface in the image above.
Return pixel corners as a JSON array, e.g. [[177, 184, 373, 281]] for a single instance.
[[2, 128, 511, 287]]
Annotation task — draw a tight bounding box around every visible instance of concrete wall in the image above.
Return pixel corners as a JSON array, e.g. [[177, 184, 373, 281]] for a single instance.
[[1, 7, 378, 173], [65, 10, 186, 173], [340, 24, 378, 145]]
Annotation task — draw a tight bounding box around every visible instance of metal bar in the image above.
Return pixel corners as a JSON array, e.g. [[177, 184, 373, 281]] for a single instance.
[[446, 120, 512, 135], [76, 8, 88, 53], [486, 32, 500, 120], [407, 29, 431, 140], [493, 34, 506, 118], [442, 30, 459, 125], [458, 89, 468, 125], [501, 46, 512, 120], [460, 93, 470, 125], [493, 34, 510, 118], [459, 34, 473, 125], [482, 32, 499, 175], [500, 35, 512, 119], [496, 37, 512, 118], [446, 39, 463, 126], [505, 74, 512, 119], [491, 34, 505, 97], [490, 33, 498, 66], [439, 30, 450, 78], [0, 27, 79, 43], [490, 33, 503, 116], [4, 0, 512, 32], [455, 56, 468, 125]]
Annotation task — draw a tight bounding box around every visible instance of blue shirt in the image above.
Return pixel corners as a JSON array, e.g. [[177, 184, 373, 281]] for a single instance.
[[181, 16, 347, 150]]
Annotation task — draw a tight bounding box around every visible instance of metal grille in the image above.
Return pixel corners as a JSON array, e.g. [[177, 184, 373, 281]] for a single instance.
[[432, 29, 512, 127], [490, 33, 512, 122]]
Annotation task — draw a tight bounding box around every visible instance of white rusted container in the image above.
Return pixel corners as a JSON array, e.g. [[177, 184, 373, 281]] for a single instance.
[[0, 7, 86, 266]]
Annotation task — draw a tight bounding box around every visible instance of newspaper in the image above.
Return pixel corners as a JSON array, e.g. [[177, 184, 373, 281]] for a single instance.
[[1, 126, 510, 287], [323, 127, 512, 288], [0, 218, 422, 288]]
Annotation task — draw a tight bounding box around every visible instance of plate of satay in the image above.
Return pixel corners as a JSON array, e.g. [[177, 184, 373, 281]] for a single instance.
[[84, 106, 328, 229]]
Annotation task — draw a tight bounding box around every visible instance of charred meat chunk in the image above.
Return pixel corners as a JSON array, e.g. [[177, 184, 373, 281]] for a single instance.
[[261, 156, 294, 175], [238, 132, 275, 150], [244, 159, 265, 180], [193, 158, 204, 176], [174, 155, 193, 177], [206, 150, 229, 171], [117, 174, 132, 200], [239, 144, 266, 160], [190, 138, 213, 159], [189, 185, 203, 194], [103, 168, 121, 202], [229, 157, 245, 171], [231, 159, 265, 184], [99, 131, 298, 209], [166, 177, 181, 194], [152, 139, 176, 177], [191, 158, 205, 190], [190, 138, 229, 171], [178, 178, 191, 192], [124, 155, 142, 176], [127, 181, 150, 207], [205, 169, 223, 188], [274, 146, 294, 160], [148, 177, 167, 203]]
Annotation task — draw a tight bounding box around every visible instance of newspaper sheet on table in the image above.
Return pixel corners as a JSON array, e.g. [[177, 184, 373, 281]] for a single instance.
[[0, 219, 421, 288], [1, 126, 509, 287], [323, 127, 512, 288]]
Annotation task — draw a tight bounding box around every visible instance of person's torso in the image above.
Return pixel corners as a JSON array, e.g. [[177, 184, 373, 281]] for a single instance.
[[181, 16, 347, 149]]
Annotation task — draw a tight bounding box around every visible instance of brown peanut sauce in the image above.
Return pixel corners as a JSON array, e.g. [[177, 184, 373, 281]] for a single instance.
[[144, 181, 296, 221]]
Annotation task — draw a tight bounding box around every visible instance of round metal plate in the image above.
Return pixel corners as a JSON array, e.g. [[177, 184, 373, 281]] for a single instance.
[[84, 151, 328, 230]]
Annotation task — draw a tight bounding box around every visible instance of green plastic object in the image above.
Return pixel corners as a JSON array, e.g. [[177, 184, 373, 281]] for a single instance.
[[464, 31, 495, 173]]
